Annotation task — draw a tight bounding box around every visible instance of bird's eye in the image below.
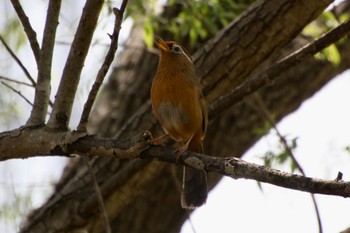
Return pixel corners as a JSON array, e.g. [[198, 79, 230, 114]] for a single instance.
[[172, 44, 182, 54]]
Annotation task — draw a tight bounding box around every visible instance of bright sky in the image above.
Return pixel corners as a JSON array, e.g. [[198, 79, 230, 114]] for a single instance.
[[1, 1, 350, 232], [182, 72, 350, 233]]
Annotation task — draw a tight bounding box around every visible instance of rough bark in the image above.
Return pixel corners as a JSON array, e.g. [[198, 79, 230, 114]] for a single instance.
[[20, 0, 350, 232]]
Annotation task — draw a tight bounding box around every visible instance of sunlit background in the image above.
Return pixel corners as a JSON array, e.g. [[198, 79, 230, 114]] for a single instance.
[[0, 1, 349, 232]]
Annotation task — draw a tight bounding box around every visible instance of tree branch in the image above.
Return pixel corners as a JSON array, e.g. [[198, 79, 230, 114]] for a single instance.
[[0, 75, 33, 87], [1, 81, 33, 106], [47, 0, 104, 130], [77, 1, 128, 132], [251, 94, 323, 233], [83, 157, 112, 233], [140, 147, 350, 198], [0, 126, 349, 198], [196, 0, 333, 103], [27, 0, 62, 126], [0, 127, 152, 161], [0, 36, 36, 87], [208, 19, 350, 119], [10, 0, 41, 63]]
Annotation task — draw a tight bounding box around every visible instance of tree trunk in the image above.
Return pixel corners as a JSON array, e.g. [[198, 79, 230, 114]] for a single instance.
[[21, 0, 350, 232]]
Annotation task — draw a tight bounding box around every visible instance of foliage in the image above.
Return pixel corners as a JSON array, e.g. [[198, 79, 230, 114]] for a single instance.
[[254, 121, 299, 173], [0, 190, 32, 232], [303, 11, 349, 66], [1, 17, 26, 51], [127, 0, 253, 48], [260, 136, 299, 173]]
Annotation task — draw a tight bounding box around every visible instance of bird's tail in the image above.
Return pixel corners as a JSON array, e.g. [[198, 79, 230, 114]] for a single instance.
[[181, 135, 208, 209]]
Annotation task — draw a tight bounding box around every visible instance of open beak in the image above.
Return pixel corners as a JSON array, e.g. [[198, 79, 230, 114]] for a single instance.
[[155, 36, 169, 52]]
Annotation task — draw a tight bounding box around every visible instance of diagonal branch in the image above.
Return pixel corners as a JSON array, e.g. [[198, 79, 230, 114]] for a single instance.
[[208, 19, 350, 119], [27, 0, 62, 126], [47, 0, 104, 130], [1, 81, 33, 106], [252, 94, 323, 233], [77, 1, 129, 132], [83, 157, 112, 233], [10, 0, 40, 63], [0, 36, 36, 87], [0, 75, 33, 87]]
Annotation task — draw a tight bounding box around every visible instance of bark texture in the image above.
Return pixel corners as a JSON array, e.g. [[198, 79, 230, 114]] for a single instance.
[[20, 0, 350, 232]]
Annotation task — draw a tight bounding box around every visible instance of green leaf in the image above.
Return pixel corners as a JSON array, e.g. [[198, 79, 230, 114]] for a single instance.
[[339, 13, 350, 23], [302, 23, 324, 38], [143, 20, 154, 48], [322, 44, 341, 66]]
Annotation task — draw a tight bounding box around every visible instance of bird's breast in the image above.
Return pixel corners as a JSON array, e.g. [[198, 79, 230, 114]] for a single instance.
[[151, 74, 202, 142]]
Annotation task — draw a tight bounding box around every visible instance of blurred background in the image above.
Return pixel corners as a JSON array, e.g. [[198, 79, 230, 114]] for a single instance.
[[0, 0, 350, 232]]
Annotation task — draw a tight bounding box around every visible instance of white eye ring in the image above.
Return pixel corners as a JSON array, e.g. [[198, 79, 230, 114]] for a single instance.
[[172, 44, 182, 54]]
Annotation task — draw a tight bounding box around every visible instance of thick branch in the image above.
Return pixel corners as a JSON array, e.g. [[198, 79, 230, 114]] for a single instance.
[[194, 0, 333, 103], [47, 0, 104, 130], [1, 126, 348, 198], [27, 0, 62, 126], [78, 3, 128, 131], [10, 0, 41, 63], [0, 127, 152, 161], [209, 19, 350, 119], [141, 147, 350, 198]]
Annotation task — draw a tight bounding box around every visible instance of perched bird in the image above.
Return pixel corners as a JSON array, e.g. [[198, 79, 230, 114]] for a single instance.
[[151, 37, 208, 209]]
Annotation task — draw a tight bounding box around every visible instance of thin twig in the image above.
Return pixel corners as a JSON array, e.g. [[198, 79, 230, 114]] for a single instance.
[[1, 81, 33, 106], [0, 76, 54, 108], [0, 75, 33, 87], [77, 0, 129, 132], [82, 157, 111, 233], [252, 94, 323, 233], [27, 0, 62, 126], [251, 94, 305, 173], [10, 0, 40, 63], [208, 19, 350, 120], [0, 36, 36, 87]]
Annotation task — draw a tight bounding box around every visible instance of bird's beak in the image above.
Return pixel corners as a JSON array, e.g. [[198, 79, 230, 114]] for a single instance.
[[155, 36, 169, 52]]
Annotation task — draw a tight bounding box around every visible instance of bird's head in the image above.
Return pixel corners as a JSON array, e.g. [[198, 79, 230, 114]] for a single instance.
[[155, 37, 192, 63]]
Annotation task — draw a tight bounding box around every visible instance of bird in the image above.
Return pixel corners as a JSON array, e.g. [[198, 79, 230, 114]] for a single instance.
[[150, 37, 208, 209]]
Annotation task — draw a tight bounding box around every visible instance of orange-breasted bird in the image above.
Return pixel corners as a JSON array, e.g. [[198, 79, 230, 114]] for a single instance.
[[151, 37, 208, 209]]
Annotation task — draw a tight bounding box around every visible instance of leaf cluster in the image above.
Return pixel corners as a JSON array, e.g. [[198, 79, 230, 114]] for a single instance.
[[127, 0, 253, 48], [303, 10, 350, 66], [261, 136, 299, 173]]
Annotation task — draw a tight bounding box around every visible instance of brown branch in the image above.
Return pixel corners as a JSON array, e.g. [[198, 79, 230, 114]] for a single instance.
[[47, 0, 104, 130], [0, 128, 153, 161], [83, 157, 112, 233], [0, 36, 36, 87], [0, 75, 54, 107], [10, 0, 40, 63], [78, 159, 148, 215], [1, 126, 349, 198], [140, 147, 350, 198], [208, 19, 350, 119], [0, 75, 33, 87], [1, 81, 33, 106], [27, 0, 62, 126], [77, 1, 129, 132]]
